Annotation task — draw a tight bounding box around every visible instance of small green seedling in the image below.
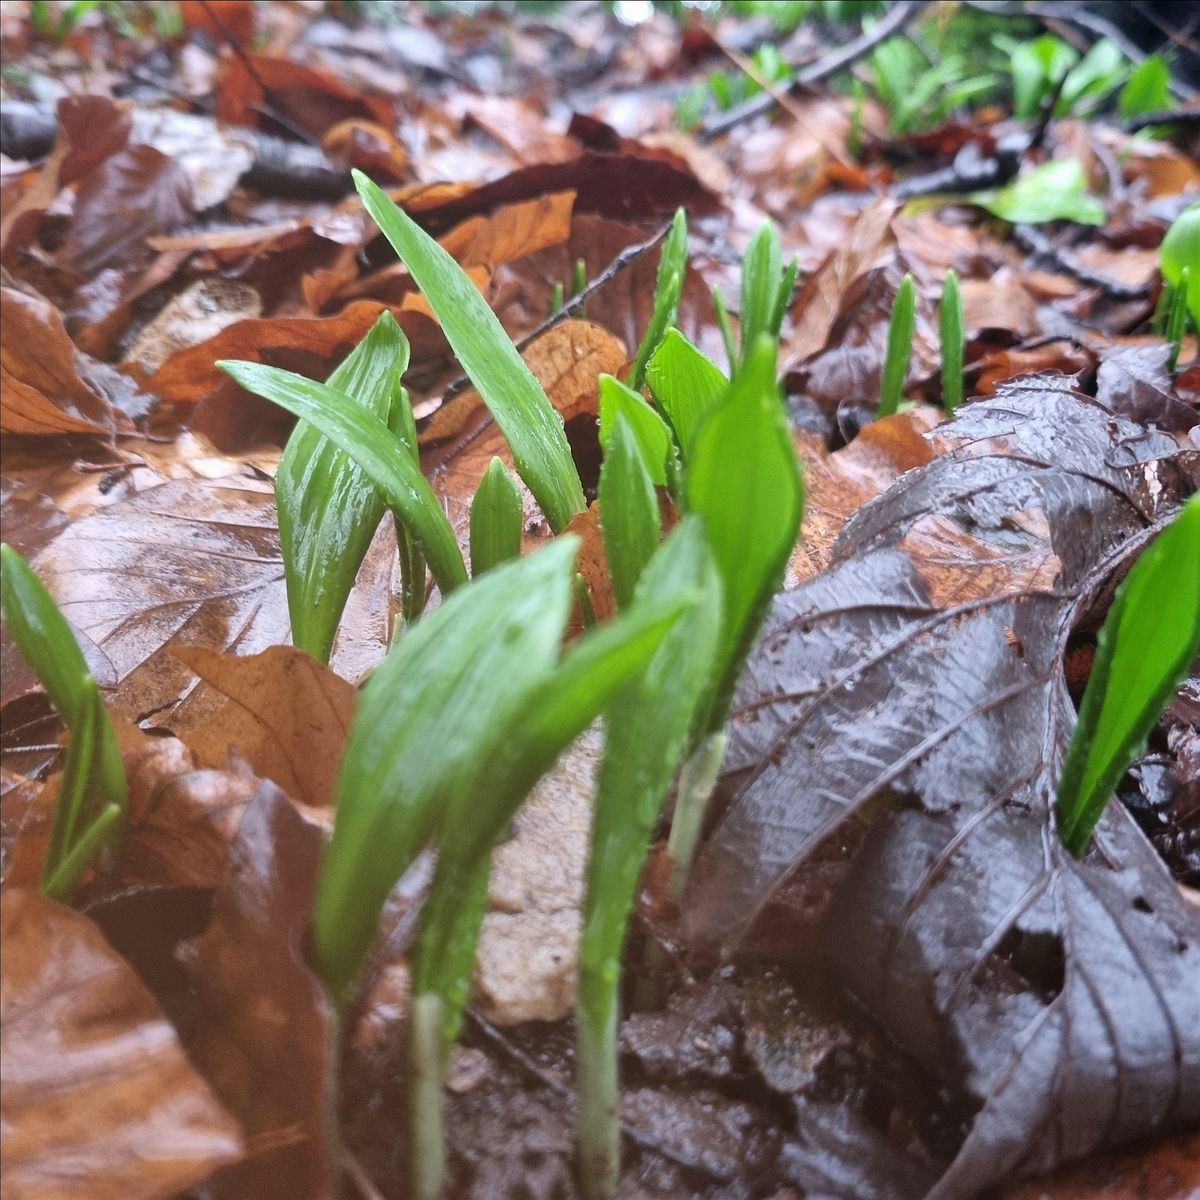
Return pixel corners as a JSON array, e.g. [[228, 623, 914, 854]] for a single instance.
[[627, 208, 688, 391], [0, 545, 127, 902], [598, 414, 660, 611], [645, 329, 728, 458], [469, 456, 523, 576], [966, 159, 1106, 226], [940, 268, 964, 413], [1056, 494, 1200, 857], [1166, 269, 1190, 372], [218, 359, 469, 596], [596, 374, 672, 489], [1007, 34, 1127, 120], [871, 35, 997, 135], [877, 272, 915, 419], [1160, 204, 1200, 328], [354, 170, 585, 532], [736, 222, 797, 373], [1118, 54, 1171, 119], [274, 311, 418, 662]]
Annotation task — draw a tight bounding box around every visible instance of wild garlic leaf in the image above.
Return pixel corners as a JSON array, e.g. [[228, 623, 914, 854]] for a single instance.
[[469, 456, 523, 576], [646, 328, 728, 458], [877, 272, 915, 419], [685, 335, 803, 729], [218, 360, 468, 595], [739, 221, 782, 360], [0, 545, 125, 813], [596, 374, 672, 487], [968, 159, 1105, 226], [626, 207, 688, 391], [598, 414, 660, 610], [275, 311, 408, 663], [353, 171, 584, 532], [311, 537, 579, 1005], [1057, 492, 1200, 856], [1160, 204, 1200, 325]]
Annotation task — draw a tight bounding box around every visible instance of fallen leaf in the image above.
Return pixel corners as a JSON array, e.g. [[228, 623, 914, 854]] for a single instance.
[[321, 117, 408, 181], [184, 782, 335, 1200], [0, 888, 242, 1199], [455, 95, 579, 165], [167, 645, 355, 809], [960, 270, 1037, 339], [687, 378, 1200, 1197], [1096, 343, 1200, 433], [1, 288, 130, 436], [975, 343, 1096, 394], [439, 190, 575, 269]]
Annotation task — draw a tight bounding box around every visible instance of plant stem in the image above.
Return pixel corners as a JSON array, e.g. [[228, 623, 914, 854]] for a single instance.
[[576, 988, 619, 1199], [409, 993, 447, 1200], [667, 731, 726, 903], [878, 272, 915, 419], [939, 268, 964, 412]]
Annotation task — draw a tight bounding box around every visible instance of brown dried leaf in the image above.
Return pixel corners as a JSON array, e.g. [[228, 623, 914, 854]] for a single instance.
[[1, 288, 130, 436], [0, 889, 242, 1200], [167, 646, 355, 810], [321, 118, 408, 182], [184, 782, 335, 1200], [438, 190, 575, 270]]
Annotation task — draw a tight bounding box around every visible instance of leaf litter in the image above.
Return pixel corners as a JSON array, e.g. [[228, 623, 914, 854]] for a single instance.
[[1, 3, 1198, 1198]]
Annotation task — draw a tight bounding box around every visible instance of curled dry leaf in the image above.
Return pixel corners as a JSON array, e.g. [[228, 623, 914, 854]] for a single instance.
[[687, 377, 1200, 1197], [321, 118, 409, 182], [0, 889, 242, 1200], [439, 189, 575, 270], [167, 645, 356, 810], [1, 288, 131, 436], [184, 781, 335, 1200]]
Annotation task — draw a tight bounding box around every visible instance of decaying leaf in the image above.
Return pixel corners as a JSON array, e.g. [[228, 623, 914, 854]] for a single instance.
[[0, 889, 242, 1199], [687, 376, 1200, 1196]]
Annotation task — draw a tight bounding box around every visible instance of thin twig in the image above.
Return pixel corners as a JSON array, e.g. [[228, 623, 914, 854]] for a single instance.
[[1121, 107, 1200, 132], [431, 220, 673, 407], [1012, 224, 1150, 301], [699, 0, 924, 141]]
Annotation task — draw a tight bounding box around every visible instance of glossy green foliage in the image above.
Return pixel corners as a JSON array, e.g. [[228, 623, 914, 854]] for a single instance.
[[968, 159, 1105, 226], [872, 35, 996, 134], [218, 360, 468, 596], [646, 329, 728, 459], [354, 171, 584, 532], [596, 374, 672, 487], [684, 335, 803, 730], [1166, 269, 1190, 372], [1057, 495, 1200, 857], [737, 222, 796, 371], [0, 545, 126, 901], [275, 312, 409, 662], [1118, 55, 1170, 117], [1009, 34, 1126, 119], [939, 268, 964, 413], [627, 208, 688, 391], [598, 415, 660, 611], [576, 518, 721, 1193], [878, 273, 915, 419], [1160, 205, 1200, 326], [469, 457, 523, 576]]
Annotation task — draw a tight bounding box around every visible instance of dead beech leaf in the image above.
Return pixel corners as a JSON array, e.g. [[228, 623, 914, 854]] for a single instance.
[[1, 288, 129, 436], [976, 343, 1095, 395], [167, 645, 355, 809], [421, 319, 626, 558], [185, 782, 335, 1200], [146, 300, 413, 404], [960, 270, 1036, 339], [321, 118, 408, 181], [0, 889, 242, 1200], [438, 190, 575, 269], [561, 505, 616, 632], [454, 94, 579, 165], [56, 144, 193, 276], [0, 95, 131, 260]]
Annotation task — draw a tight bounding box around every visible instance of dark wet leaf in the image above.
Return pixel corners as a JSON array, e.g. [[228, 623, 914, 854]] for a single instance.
[[1096, 343, 1200, 433], [688, 377, 1200, 1196]]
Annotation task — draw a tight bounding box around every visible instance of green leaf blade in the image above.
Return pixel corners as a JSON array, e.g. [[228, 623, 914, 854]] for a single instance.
[[596, 374, 672, 487], [627, 208, 688, 391], [1056, 495, 1200, 856], [470, 457, 524, 577], [276, 311, 408, 662], [878, 272, 915, 419], [939, 268, 964, 413], [646, 328, 729, 459], [353, 171, 584, 531], [598, 414, 661, 611], [219, 360, 468, 596]]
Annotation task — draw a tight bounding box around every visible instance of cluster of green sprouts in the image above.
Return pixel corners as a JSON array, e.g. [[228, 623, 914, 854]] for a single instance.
[[3, 166, 1195, 1200]]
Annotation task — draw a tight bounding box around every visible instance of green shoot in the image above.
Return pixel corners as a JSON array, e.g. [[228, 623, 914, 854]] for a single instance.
[[596, 374, 672, 488], [390, 384, 428, 624], [627, 208, 688, 391], [712, 284, 738, 372], [646, 329, 728, 460], [218, 360, 468, 595], [737, 222, 796, 372], [1007, 34, 1127, 120], [572, 257, 588, 298], [1057, 494, 1200, 857], [598, 415, 660, 611], [1118, 55, 1170, 119], [576, 519, 721, 1197], [1160, 204, 1200, 328], [1, 545, 127, 902], [469, 456, 523, 576], [939, 268, 964, 413], [871, 35, 997, 134], [966, 159, 1105, 226], [353, 171, 585, 532], [1166, 270, 1189, 372], [685, 334, 804, 735], [549, 279, 564, 316], [275, 311, 410, 663], [877, 272, 915, 419]]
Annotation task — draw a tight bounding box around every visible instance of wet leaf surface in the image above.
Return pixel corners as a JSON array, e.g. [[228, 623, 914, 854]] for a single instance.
[[0, 888, 242, 1199]]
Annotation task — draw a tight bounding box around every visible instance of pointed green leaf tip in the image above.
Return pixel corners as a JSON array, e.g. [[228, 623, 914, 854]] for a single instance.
[[1056, 494, 1200, 856], [627, 207, 688, 391], [470, 457, 523, 576], [352, 170, 584, 531], [598, 414, 660, 611], [878, 272, 915, 419]]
